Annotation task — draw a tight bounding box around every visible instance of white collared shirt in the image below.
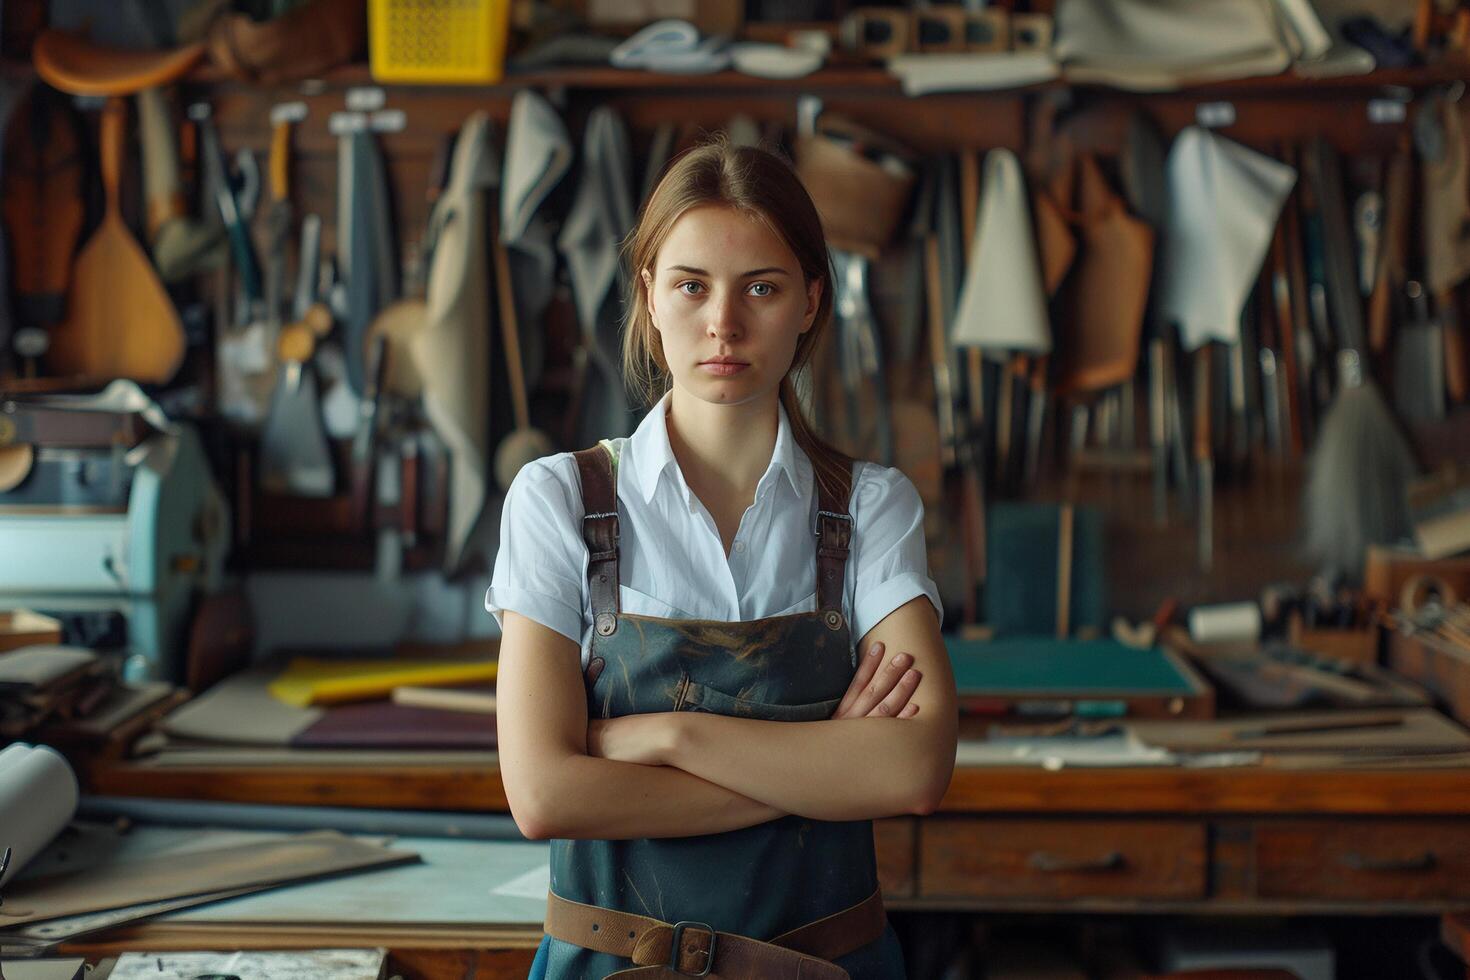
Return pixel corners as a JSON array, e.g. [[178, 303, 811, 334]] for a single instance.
[[485, 392, 942, 667]]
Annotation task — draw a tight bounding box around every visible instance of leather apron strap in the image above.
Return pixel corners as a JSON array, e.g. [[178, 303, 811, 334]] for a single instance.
[[814, 464, 855, 632], [544, 886, 887, 979], [574, 443, 621, 638], [575, 441, 858, 635]]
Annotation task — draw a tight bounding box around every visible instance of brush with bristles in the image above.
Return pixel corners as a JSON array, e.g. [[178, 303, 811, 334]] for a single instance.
[[1301, 138, 1420, 581]]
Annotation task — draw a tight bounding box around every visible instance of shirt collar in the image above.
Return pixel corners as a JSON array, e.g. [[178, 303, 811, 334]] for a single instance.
[[628, 391, 806, 505]]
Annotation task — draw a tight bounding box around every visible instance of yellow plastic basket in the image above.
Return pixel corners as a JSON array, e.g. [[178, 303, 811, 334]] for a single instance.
[[369, 0, 510, 84]]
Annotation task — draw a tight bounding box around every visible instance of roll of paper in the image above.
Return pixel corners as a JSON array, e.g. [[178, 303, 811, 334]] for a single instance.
[[1188, 601, 1263, 644], [0, 742, 79, 884]]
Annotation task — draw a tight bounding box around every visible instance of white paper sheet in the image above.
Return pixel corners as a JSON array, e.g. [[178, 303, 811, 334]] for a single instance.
[[109, 949, 385, 980], [0, 742, 78, 885]]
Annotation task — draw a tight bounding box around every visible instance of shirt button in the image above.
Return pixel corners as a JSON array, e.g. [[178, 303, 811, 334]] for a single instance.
[[734, 541, 746, 553]]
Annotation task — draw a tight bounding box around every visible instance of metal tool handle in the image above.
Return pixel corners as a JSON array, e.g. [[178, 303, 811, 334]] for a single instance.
[[1341, 851, 1436, 873], [293, 215, 322, 322], [201, 116, 262, 302], [269, 120, 291, 203], [1028, 850, 1125, 873]]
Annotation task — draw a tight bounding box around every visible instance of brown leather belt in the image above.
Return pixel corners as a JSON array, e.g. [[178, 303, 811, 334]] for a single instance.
[[543, 886, 887, 979]]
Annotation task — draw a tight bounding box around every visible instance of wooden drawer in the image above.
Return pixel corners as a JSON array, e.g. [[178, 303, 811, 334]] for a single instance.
[[918, 818, 1206, 900], [1257, 821, 1470, 901]]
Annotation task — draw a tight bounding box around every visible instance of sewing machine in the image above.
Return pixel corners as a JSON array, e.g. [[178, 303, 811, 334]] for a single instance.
[[0, 385, 230, 682]]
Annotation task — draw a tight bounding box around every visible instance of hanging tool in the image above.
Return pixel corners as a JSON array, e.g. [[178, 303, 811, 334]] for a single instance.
[[30, 29, 200, 384], [293, 214, 323, 323], [259, 105, 334, 497], [1257, 270, 1284, 459], [956, 149, 987, 482], [928, 231, 985, 624], [260, 316, 334, 497], [199, 106, 273, 425], [1194, 344, 1214, 573], [1395, 280, 1447, 422], [363, 138, 452, 405], [1268, 211, 1302, 457], [1415, 90, 1470, 405], [1282, 153, 1321, 450], [263, 104, 304, 333], [2, 84, 84, 378], [1148, 339, 1169, 519], [491, 212, 554, 491], [1369, 137, 1412, 356], [42, 100, 185, 384], [924, 241, 956, 467], [336, 113, 399, 396], [138, 86, 225, 282], [1302, 138, 1419, 580], [954, 152, 988, 623], [351, 334, 388, 532], [833, 247, 893, 465]]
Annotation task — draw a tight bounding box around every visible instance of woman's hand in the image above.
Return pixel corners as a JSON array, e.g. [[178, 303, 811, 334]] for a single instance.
[[586, 714, 674, 766], [832, 641, 922, 720]]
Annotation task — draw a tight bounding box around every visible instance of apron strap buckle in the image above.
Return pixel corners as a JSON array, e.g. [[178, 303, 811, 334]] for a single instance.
[[669, 921, 717, 976]]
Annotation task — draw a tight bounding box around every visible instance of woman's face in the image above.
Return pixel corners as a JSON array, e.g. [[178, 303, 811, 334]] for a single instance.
[[642, 204, 821, 407]]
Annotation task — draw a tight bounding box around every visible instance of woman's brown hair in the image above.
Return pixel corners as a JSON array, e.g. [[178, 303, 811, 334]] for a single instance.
[[620, 135, 854, 505]]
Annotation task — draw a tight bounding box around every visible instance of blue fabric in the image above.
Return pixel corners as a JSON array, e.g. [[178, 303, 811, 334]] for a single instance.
[[527, 932, 550, 979]]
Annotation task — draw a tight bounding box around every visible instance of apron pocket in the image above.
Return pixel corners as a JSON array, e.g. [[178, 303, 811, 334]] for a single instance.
[[680, 680, 840, 721]]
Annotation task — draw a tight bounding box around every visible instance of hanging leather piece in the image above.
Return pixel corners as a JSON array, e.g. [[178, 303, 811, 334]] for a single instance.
[[1052, 155, 1155, 397]]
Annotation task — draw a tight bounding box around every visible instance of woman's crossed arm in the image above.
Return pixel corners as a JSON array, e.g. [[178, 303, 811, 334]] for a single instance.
[[600, 596, 958, 823], [496, 609, 937, 841]]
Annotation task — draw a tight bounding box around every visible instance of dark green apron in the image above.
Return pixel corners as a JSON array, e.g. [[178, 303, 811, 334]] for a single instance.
[[531, 442, 906, 979]]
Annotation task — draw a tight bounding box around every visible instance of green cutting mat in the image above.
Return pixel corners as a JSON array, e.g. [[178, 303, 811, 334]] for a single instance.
[[946, 637, 1197, 694]]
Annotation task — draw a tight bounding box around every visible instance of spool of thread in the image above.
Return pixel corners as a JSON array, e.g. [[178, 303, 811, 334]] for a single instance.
[[913, 8, 967, 53], [840, 9, 910, 59], [1400, 574, 1458, 618], [1188, 601, 1263, 644], [964, 10, 1011, 52], [1010, 13, 1055, 51]]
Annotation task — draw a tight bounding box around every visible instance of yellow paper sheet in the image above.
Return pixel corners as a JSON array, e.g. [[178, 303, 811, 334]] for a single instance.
[[268, 658, 498, 707]]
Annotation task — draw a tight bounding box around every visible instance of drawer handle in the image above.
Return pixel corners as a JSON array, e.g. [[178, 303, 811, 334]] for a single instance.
[[1027, 850, 1125, 873], [1341, 852, 1437, 873]]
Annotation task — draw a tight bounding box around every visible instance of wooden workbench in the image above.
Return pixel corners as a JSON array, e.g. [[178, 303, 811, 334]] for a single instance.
[[82, 754, 1470, 918]]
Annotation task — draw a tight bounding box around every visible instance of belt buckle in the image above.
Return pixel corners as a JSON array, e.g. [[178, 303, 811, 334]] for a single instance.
[[669, 920, 716, 977]]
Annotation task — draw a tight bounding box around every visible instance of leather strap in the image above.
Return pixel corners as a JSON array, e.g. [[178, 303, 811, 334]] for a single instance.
[[545, 887, 886, 979], [815, 464, 854, 628], [575, 442, 856, 634], [575, 444, 621, 637]]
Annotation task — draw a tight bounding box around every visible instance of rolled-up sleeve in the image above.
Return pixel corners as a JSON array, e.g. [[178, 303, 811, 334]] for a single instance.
[[849, 464, 944, 643], [484, 457, 586, 645]]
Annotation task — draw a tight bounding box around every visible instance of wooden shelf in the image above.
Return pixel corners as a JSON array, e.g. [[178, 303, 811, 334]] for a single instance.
[[180, 58, 1470, 98]]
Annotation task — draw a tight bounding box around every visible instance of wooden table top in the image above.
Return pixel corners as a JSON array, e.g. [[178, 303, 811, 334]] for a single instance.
[[84, 756, 1470, 817]]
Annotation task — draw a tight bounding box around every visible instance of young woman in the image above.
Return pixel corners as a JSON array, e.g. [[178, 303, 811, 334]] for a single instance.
[[488, 137, 957, 979]]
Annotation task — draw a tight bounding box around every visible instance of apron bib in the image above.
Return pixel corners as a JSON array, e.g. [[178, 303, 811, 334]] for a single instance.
[[531, 441, 905, 979]]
